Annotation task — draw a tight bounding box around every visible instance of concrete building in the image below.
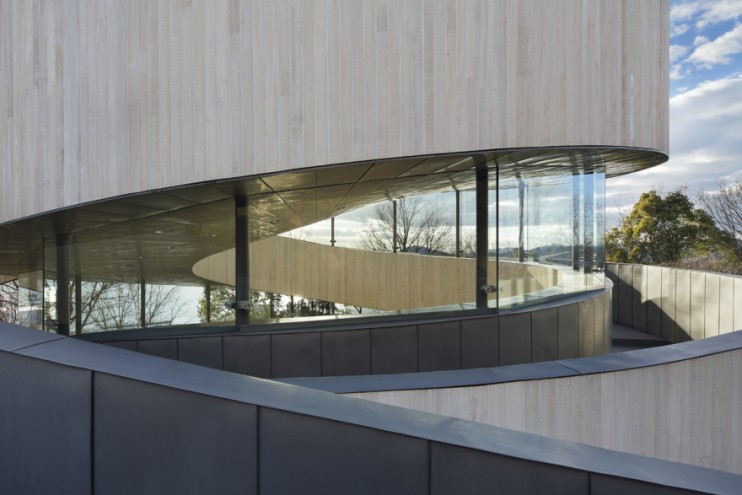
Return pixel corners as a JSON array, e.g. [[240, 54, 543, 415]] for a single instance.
[[1, 1, 741, 493]]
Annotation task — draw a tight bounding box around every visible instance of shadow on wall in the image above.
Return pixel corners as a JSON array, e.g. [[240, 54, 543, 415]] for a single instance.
[[606, 263, 742, 342]]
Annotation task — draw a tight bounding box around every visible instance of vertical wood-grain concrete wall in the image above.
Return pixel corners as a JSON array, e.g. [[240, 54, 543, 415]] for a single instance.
[[0, 0, 669, 224], [605, 263, 742, 341]]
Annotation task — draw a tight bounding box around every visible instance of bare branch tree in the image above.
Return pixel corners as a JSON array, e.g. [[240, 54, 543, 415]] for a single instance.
[[0, 280, 19, 323], [698, 179, 742, 262], [80, 283, 186, 332], [359, 197, 453, 254]]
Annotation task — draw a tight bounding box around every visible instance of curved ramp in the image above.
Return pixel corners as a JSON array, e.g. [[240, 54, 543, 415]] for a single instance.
[[2, 322, 740, 494], [193, 236, 580, 310]]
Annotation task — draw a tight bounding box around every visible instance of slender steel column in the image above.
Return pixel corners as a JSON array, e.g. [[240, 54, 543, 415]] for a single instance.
[[235, 195, 250, 328], [455, 190, 461, 257], [140, 278, 146, 327], [518, 177, 525, 263], [392, 200, 398, 253], [74, 273, 82, 336], [476, 167, 489, 309], [583, 171, 595, 274], [330, 217, 336, 246], [56, 235, 70, 336], [572, 173, 581, 271]]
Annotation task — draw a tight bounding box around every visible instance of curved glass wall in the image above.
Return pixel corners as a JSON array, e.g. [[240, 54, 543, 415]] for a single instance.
[[30, 156, 607, 334], [40, 199, 236, 334]]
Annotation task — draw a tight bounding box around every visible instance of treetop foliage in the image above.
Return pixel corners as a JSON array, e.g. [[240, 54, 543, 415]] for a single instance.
[[606, 188, 737, 269]]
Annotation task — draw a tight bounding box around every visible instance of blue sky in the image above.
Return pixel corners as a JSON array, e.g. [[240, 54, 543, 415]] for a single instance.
[[606, 0, 742, 225]]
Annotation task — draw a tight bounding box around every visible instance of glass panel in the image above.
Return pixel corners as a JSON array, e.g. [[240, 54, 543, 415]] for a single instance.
[[496, 166, 607, 310], [42, 199, 235, 334], [33, 159, 608, 333], [248, 181, 478, 322]]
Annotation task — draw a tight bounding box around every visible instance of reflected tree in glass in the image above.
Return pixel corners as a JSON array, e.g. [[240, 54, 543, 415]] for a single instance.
[[359, 197, 453, 254]]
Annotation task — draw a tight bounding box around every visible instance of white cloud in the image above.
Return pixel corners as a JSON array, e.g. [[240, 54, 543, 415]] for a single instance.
[[671, 44, 690, 63], [670, 0, 706, 22], [607, 74, 742, 223], [671, 22, 691, 38], [670, 63, 691, 80], [696, 0, 742, 28], [693, 35, 709, 46], [689, 23, 742, 67], [670, 0, 742, 31]]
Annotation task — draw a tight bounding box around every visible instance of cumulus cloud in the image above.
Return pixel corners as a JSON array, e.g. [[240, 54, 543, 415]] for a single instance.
[[670, 0, 742, 31], [671, 44, 690, 63], [671, 23, 691, 38], [695, 0, 742, 28], [670, 0, 706, 23], [689, 23, 742, 67], [606, 75, 742, 224], [670, 63, 692, 80]]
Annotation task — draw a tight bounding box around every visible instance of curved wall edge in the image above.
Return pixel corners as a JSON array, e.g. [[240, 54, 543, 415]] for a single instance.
[[91, 283, 612, 379]]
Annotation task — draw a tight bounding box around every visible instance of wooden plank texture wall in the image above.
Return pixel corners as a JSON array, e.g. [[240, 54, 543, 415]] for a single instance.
[[191, 236, 573, 310], [0, 0, 669, 225]]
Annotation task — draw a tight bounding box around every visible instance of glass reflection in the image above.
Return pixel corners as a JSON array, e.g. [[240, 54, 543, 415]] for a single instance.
[[495, 167, 606, 310], [35, 159, 608, 333], [42, 199, 234, 334]]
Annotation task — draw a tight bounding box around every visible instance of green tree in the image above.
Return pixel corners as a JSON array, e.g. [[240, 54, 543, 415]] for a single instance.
[[198, 286, 235, 322], [606, 189, 729, 265], [198, 286, 342, 322]]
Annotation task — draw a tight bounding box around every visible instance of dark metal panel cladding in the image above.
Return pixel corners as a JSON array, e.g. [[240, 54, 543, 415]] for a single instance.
[[418, 321, 461, 372], [558, 303, 580, 359], [531, 308, 558, 363], [0, 353, 92, 494], [690, 271, 706, 341], [137, 338, 178, 360], [578, 298, 595, 357], [431, 443, 589, 495], [499, 313, 532, 366], [371, 326, 418, 374], [178, 336, 223, 370], [660, 267, 677, 343], [461, 317, 499, 369], [94, 373, 257, 495], [260, 408, 428, 495], [222, 335, 272, 378], [618, 264, 634, 327], [675, 269, 692, 342], [271, 332, 321, 378], [322, 329, 371, 377], [632, 265, 647, 331], [590, 473, 705, 495], [646, 266, 663, 337]]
